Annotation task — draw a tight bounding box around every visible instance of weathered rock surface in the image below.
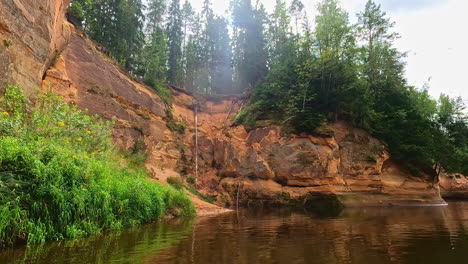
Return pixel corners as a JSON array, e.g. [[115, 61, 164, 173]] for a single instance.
[[1, 0, 447, 208], [440, 172, 468, 199], [41, 27, 445, 207], [0, 0, 71, 96]]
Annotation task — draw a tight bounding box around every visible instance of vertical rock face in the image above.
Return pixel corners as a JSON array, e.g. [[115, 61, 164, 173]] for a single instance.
[[0, 0, 71, 95], [2, 1, 446, 207], [39, 27, 444, 207], [440, 172, 468, 199]]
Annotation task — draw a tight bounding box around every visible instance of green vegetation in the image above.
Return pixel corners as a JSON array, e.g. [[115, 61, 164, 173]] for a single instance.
[[0, 86, 194, 248], [184, 185, 216, 204], [166, 176, 184, 190], [124, 139, 148, 166], [166, 119, 186, 134], [2, 40, 12, 47], [185, 176, 195, 184], [67, 0, 467, 177], [167, 176, 216, 204]]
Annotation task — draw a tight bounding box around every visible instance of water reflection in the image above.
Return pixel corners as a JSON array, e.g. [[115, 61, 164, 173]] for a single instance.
[[0, 219, 194, 264], [1, 202, 468, 264]]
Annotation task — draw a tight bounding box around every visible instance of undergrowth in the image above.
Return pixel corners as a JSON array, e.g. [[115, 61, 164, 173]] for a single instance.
[[0, 85, 194, 248]]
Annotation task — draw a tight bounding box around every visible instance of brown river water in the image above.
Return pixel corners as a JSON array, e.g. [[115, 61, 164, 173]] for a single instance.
[[1, 201, 468, 264]]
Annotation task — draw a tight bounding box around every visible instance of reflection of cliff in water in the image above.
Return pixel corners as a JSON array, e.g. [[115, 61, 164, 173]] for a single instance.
[[152, 202, 468, 264], [2, 202, 468, 264]]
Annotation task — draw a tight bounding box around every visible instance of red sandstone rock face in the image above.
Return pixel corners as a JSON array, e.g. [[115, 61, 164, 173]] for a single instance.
[[41, 28, 182, 183], [0, 0, 71, 96], [29, 22, 443, 206], [440, 172, 468, 199], [40, 28, 444, 206], [0, 0, 448, 211]]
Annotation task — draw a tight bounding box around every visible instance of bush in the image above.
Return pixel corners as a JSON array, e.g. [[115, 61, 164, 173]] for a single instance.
[[186, 176, 195, 184], [125, 139, 148, 166], [166, 177, 183, 190], [367, 155, 377, 163], [167, 120, 186, 134], [0, 86, 194, 248], [185, 186, 216, 204], [313, 122, 335, 137]]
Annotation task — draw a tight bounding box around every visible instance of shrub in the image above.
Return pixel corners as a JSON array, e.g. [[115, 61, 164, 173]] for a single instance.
[[166, 177, 184, 190], [3, 40, 12, 47], [367, 155, 377, 163], [167, 120, 186, 134], [0, 86, 194, 248], [186, 176, 195, 184], [185, 186, 216, 204], [125, 138, 148, 166], [313, 122, 335, 137]]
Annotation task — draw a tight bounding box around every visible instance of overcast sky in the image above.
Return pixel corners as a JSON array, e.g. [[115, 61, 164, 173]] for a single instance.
[[186, 0, 467, 102]]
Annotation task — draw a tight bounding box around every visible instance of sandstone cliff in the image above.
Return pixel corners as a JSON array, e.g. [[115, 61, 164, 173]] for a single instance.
[[440, 172, 468, 199], [1, 2, 451, 207], [0, 0, 71, 97], [40, 25, 445, 206]]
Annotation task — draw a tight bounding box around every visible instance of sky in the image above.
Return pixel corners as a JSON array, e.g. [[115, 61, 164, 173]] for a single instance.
[[185, 0, 468, 102]]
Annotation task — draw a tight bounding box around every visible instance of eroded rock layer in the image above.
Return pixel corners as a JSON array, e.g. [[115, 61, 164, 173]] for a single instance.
[[1, 6, 447, 207], [42, 26, 446, 207], [0, 0, 71, 96]]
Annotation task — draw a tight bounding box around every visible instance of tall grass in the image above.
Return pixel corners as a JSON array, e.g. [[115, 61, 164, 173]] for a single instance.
[[0, 86, 194, 248]]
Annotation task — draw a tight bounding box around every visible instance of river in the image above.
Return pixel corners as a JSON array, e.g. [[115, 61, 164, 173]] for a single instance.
[[1, 201, 468, 264]]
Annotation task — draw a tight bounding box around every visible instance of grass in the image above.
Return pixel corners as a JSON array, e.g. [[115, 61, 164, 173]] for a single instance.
[[167, 177, 216, 204], [166, 120, 186, 134], [0, 86, 194, 248], [185, 185, 216, 204], [166, 177, 183, 190]]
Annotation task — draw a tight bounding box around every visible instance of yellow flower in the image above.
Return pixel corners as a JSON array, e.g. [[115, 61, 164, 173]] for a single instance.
[[86, 130, 91, 134], [84, 155, 89, 159], [57, 122, 65, 127], [72, 155, 77, 159], [2, 112, 9, 116], [77, 138, 82, 142], [66, 141, 70, 144]]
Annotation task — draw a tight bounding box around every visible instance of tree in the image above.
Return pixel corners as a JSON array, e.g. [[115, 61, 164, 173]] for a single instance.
[[268, 0, 293, 66], [76, 0, 145, 71], [146, 0, 167, 35], [167, 0, 183, 86], [210, 17, 233, 94], [231, 0, 268, 92], [357, 0, 400, 98], [289, 0, 304, 35], [314, 0, 355, 116], [142, 28, 168, 88]]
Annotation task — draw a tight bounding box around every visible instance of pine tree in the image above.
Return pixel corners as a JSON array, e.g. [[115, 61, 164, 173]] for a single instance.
[[357, 0, 400, 99], [231, 0, 268, 92], [167, 0, 183, 86]]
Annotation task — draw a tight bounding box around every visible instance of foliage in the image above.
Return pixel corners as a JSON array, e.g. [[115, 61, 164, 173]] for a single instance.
[[167, 0, 183, 86], [166, 119, 186, 134], [0, 86, 194, 247], [185, 176, 195, 184], [2, 40, 12, 47], [166, 177, 183, 190], [124, 138, 148, 166], [184, 185, 216, 204]]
